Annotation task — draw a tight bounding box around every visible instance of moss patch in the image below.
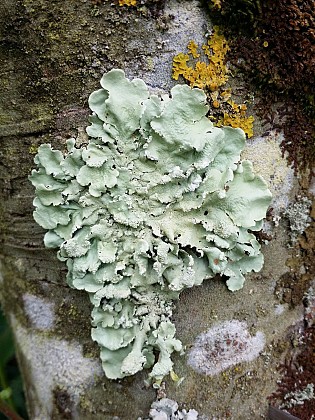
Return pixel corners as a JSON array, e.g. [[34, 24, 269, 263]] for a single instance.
[[206, 0, 315, 174]]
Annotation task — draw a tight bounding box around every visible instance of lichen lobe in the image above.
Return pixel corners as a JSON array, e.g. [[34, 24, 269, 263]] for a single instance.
[[29, 69, 272, 382]]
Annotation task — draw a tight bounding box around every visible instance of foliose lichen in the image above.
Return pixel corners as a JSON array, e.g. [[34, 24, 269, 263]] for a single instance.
[[144, 398, 199, 420], [29, 69, 271, 382], [280, 383, 315, 410]]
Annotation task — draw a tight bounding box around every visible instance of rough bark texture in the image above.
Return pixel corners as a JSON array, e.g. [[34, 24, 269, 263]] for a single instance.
[[0, 0, 312, 419], [0, 1, 210, 417]]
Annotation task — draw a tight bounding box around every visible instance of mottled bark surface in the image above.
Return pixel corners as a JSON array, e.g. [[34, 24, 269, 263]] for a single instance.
[[0, 0, 173, 417], [0, 1, 208, 417], [0, 0, 312, 418]]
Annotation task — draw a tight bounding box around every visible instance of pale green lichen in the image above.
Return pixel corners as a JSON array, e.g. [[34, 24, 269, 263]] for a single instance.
[[280, 383, 315, 410], [145, 398, 199, 419], [29, 69, 272, 382]]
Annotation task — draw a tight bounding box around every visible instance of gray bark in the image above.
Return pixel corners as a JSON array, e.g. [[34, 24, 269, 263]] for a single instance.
[[0, 0, 306, 418]]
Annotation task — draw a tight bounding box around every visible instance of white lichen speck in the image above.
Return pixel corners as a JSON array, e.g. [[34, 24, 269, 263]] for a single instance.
[[188, 320, 265, 376]]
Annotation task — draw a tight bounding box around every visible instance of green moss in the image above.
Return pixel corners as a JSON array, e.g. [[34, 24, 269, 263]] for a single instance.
[[206, 0, 315, 174]]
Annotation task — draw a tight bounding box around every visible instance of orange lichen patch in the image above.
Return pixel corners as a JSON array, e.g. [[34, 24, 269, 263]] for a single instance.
[[187, 40, 200, 59], [210, 91, 220, 108], [217, 101, 254, 138], [118, 0, 136, 5], [172, 28, 229, 91], [172, 53, 191, 81], [172, 28, 254, 138], [204, 29, 229, 67], [217, 112, 254, 139]]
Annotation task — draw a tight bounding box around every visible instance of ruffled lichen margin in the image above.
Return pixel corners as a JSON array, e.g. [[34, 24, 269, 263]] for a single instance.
[[29, 69, 272, 382]]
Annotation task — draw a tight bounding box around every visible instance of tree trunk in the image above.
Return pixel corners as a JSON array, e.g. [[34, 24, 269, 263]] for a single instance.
[[0, 0, 308, 418]]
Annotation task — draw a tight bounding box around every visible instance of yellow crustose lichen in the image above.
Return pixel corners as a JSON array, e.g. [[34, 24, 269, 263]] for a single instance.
[[118, 0, 136, 6], [217, 102, 254, 139], [173, 30, 229, 91], [172, 28, 254, 138], [210, 0, 222, 9]]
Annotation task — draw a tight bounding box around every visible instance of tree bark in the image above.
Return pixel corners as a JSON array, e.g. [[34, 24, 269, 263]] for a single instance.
[[0, 1, 209, 417], [0, 0, 306, 418]]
